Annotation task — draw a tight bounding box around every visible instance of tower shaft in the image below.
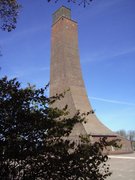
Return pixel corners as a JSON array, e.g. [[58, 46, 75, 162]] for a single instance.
[[49, 6, 133, 153], [50, 6, 115, 137]]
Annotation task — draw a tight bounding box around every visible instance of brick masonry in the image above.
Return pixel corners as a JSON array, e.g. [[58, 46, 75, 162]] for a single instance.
[[50, 6, 133, 153]]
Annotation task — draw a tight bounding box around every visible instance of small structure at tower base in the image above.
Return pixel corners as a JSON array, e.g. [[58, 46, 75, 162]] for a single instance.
[[50, 6, 133, 154]]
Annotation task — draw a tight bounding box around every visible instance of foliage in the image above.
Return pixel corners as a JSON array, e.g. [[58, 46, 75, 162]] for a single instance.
[[0, 0, 93, 32], [116, 129, 128, 139], [48, 0, 93, 7], [128, 130, 135, 141], [0, 76, 118, 179], [116, 129, 135, 150], [116, 129, 135, 141], [0, 0, 20, 32]]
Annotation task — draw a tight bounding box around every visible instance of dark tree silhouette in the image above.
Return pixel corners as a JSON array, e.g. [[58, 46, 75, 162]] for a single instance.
[[48, 0, 93, 7], [0, 0, 20, 32], [0, 76, 119, 179], [0, 0, 93, 32]]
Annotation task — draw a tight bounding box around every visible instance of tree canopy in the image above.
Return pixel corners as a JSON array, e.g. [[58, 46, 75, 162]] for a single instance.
[[0, 76, 118, 179], [116, 129, 135, 141], [48, 0, 93, 7], [0, 0, 93, 32], [0, 0, 20, 32], [116, 129, 135, 150]]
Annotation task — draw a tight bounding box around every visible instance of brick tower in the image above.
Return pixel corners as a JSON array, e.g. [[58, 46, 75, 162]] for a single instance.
[[50, 6, 133, 153]]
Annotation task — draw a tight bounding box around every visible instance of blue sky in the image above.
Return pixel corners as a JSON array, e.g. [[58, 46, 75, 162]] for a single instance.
[[0, 0, 135, 131]]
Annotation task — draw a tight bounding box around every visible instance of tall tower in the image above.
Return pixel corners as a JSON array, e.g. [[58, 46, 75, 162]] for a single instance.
[[50, 6, 114, 137], [50, 6, 133, 152]]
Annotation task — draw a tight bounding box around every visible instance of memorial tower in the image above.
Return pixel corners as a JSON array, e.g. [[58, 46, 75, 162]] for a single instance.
[[50, 6, 133, 153]]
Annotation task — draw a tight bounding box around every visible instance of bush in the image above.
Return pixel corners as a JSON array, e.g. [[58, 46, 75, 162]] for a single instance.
[[0, 77, 116, 179]]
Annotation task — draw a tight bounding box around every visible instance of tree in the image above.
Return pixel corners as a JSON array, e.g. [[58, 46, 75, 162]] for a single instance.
[[128, 130, 135, 150], [116, 129, 128, 139], [0, 0, 20, 32], [116, 129, 135, 141], [128, 130, 135, 142], [116, 129, 135, 150], [48, 0, 93, 7], [0, 0, 93, 32], [0, 76, 119, 179]]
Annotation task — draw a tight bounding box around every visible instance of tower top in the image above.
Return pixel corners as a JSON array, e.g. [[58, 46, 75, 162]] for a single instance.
[[52, 6, 71, 24]]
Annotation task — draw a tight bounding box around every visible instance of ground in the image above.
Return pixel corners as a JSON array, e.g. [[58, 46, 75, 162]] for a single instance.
[[108, 152, 135, 180]]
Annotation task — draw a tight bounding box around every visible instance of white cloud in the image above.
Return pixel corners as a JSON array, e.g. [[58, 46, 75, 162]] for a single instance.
[[83, 46, 135, 63], [85, 0, 124, 18], [89, 96, 135, 106], [0, 25, 48, 45], [8, 66, 49, 79]]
